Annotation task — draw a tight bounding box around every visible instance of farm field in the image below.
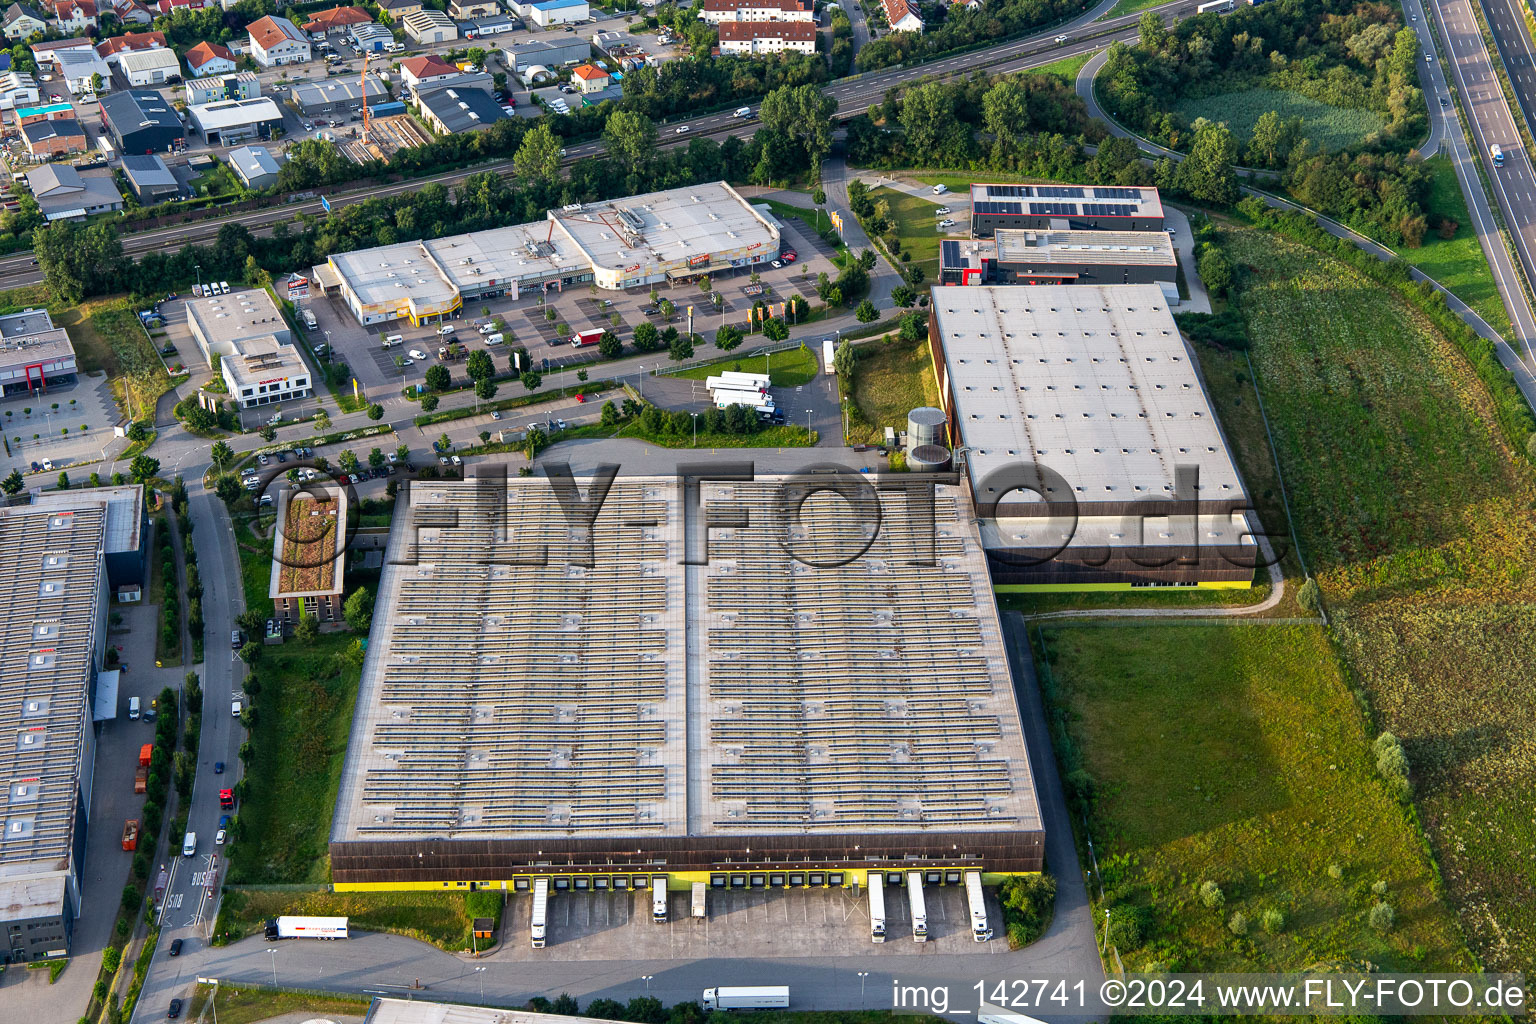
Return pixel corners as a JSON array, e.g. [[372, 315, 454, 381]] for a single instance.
[[845, 333, 941, 445], [1174, 88, 1385, 154], [1397, 155, 1511, 337], [1204, 226, 1536, 974], [1037, 622, 1470, 972]]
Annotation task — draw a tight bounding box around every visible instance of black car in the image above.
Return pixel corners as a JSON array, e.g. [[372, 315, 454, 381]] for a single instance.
[[641, 307, 659, 316], [168, 998, 183, 1019], [277, 452, 287, 462], [169, 938, 183, 956]]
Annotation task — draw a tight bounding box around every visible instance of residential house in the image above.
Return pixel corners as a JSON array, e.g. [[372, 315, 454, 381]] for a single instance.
[[120, 153, 179, 202], [96, 31, 167, 62], [448, 0, 498, 18], [29, 37, 93, 64], [881, 0, 922, 32], [375, 0, 421, 18], [184, 69, 258, 104], [26, 164, 123, 219], [717, 20, 816, 54], [154, 0, 216, 13], [571, 63, 608, 94], [116, 47, 181, 86], [226, 143, 280, 189], [183, 41, 236, 77], [349, 22, 391, 51], [1, 3, 46, 38], [302, 5, 370, 37], [0, 70, 39, 109], [48, 0, 98, 33], [51, 48, 111, 94], [401, 8, 455, 43], [416, 85, 507, 134], [950, 0, 981, 8], [107, 0, 153, 23], [21, 116, 86, 156], [398, 53, 458, 92], [247, 15, 311, 67], [698, 0, 811, 23]]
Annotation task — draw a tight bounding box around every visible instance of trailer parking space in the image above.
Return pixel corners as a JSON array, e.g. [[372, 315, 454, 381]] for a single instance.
[[488, 884, 1004, 962]]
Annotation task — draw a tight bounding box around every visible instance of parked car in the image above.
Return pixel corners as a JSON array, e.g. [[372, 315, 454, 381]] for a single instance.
[[215, 829, 226, 846], [169, 938, 183, 956], [168, 999, 183, 1019], [387, 452, 398, 463], [491, 410, 502, 420], [935, 206, 951, 215], [231, 629, 243, 649], [771, 259, 783, 268], [258, 454, 269, 466]]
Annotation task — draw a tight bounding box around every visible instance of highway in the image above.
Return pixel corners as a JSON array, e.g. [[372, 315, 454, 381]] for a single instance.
[[0, 0, 1195, 290]]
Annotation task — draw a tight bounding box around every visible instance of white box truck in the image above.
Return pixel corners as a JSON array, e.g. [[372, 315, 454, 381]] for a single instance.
[[692, 881, 707, 919], [907, 870, 927, 941], [702, 987, 790, 1010], [965, 870, 992, 941], [265, 916, 349, 939], [531, 877, 549, 948], [868, 872, 886, 942], [652, 877, 668, 923]]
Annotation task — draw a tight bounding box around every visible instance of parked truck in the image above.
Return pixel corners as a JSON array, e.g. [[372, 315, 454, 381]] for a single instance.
[[867, 872, 886, 942], [133, 766, 148, 794], [706, 375, 764, 394], [121, 819, 139, 852], [139, 743, 152, 767], [907, 870, 927, 941], [652, 877, 668, 923], [692, 881, 707, 919], [718, 371, 770, 389], [264, 916, 349, 940], [702, 987, 790, 1010], [823, 337, 835, 375], [219, 788, 234, 810], [531, 877, 549, 948], [965, 870, 992, 941], [571, 328, 604, 348]]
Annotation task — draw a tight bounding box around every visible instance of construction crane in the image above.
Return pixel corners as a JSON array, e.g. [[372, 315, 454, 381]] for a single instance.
[[360, 50, 371, 146]]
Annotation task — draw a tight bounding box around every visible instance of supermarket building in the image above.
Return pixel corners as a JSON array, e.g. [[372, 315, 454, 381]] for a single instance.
[[313, 181, 781, 327]]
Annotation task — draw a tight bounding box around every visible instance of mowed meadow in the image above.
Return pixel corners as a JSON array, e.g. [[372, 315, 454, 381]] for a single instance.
[[1205, 227, 1536, 973]]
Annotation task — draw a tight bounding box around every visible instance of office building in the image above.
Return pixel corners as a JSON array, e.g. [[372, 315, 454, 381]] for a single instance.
[[268, 487, 345, 625], [969, 184, 1164, 238], [218, 333, 311, 409], [185, 286, 291, 361], [0, 308, 76, 394], [939, 229, 1178, 294]]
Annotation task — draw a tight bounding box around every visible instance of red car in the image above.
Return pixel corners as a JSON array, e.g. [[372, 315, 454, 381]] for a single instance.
[[781, 252, 797, 263]]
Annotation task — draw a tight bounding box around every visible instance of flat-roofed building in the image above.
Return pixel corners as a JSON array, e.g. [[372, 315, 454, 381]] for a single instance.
[[290, 74, 387, 117], [184, 70, 258, 105], [521, 0, 587, 27], [268, 486, 345, 624], [220, 332, 311, 409], [969, 183, 1164, 238], [31, 485, 147, 587], [0, 503, 110, 963], [928, 283, 1255, 589], [185, 286, 291, 361], [940, 229, 1178, 295], [186, 95, 283, 145], [0, 307, 76, 395], [328, 474, 1043, 889], [501, 33, 590, 71]]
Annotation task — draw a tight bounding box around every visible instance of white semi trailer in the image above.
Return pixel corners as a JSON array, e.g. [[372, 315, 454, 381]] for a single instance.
[[868, 872, 886, 942], [531, 877, 549, 948], [907, 871, 927, 941], [965, 870, 992, 941], [702, 987, 791, 1010]]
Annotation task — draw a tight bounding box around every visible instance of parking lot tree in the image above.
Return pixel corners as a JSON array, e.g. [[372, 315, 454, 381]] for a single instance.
[[312, 410, 331, 432], [437, 432, 453, 453], [367, 403, 384, 420], [659, 298, 676, 318], [420, 394, 439, 412], [424, 364, 451, 391], [518, 371, 542, 393], [368, 447, 386, 470], [787, 295, 808, 321], [855, 299, 879, 323], [1, 469, 21, 496], [129, 455, 159, 484], [210, 440, 234, 470], [632, 321, 661, 351], [514, 122, 564, 185], [669, 331, 694, 362], [286, 467, 300, 483], [598, 330, 623, 359], [337, 450, 360, 474], [762, 317, 790, 342], [475, 377, 498, 402], [395, 444, 410, 463], [715, 324, 744, 351], [466, 349, 494, 383], [238, 640, 262, 665]]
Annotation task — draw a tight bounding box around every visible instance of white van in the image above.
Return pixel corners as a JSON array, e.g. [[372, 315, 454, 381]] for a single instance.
[[932, 184, 948, 195], [437, 324, 456, 336], [382, 334, 402, 348], [182, 832, 197, 857], [231, 699, 243, 718], [734, 106, 752, 118], [485, 332, 504, 345], [128, 696, 141, 720]]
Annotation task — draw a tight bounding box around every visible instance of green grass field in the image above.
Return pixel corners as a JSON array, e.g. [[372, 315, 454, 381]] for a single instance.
[[1039, 622, 1472, 972], [1100, 0, 1168, 18], [187, 985, 368, 1024], [667, 343, 821, 387], [844, 333, 940, 445], [1175, 89, 1385, 154], [1397, 155, 1511, 336], [225, 632, 362, 885], [215, 888, 480, 950], [1212, 225, 1536, 975], [870, 186, 943, 285], [1029, 52, 1093, 84]]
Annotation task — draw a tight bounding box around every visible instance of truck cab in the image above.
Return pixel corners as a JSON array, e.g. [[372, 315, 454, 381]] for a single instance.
[[219, 788, 234, 810]]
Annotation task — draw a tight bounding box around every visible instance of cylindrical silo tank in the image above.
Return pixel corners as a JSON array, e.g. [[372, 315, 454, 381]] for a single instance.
[[907, 406, 947, 453], [907, 444, 951, 473]]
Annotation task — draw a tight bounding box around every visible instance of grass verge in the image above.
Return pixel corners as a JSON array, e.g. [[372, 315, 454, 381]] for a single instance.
[[665, 344, 821, 387], [1031, 52, 1094, 83], [214, 889, 483, 951], [843, 332, 940, 445], [1037, 622, 1472, 971], [1396, 154, 1512, 337], [187, 983, 369, 1024], [869, 186, 943, 284]]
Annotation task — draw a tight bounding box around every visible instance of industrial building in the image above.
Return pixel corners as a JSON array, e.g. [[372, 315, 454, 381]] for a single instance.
[[185, 286, 292, 361], [114, 46, 180, 86], [0, 308, 76, 395], [520, 0, 588, 27], [969, 184, 1164, 238], [21, 116, 87, 157], [0, 503, 110, 963], [416, 86, 507, 134], [98, 89, 181, 154], [186, 96, 284, 145], [30, 484, 148, 588], [290, 75, 387, 118], [501, 34, 591, 73], [928, 283, 1256, 589], [314, 181, 779, 326], [25, 164, 121, 222], [227, 144, 281, 189], [350, 22, 393, 51], [184, 70, 259, 106], [269, 487, 346, 625], [119, 153, 179, 204], [328, 475, 1043, 889], [940, 229, 1178, 294], [402, 8, 456, 44]]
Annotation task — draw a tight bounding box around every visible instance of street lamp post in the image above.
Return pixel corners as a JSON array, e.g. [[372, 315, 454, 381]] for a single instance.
[[642, 975, 654, 993], [691, 411, 698, 447], [265, 946, 277, 986], [474, 965, 488, 1002], [195, 264, 202, 295], [858, 972, 869, 1008], [804, 408, 812, 436]]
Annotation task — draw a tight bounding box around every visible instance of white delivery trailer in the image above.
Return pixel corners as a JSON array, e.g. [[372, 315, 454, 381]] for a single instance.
[[978, 1004, 1052, 1024], [868, 872, 886, 942], [1195, 0, 1234, 11], [907, 871, 927, 941], [706, 375, 765, 394], [719, 371, 770, 389], [965, 870, 992, 941], [715, 391, 775, 411], [652, 877, 669, 923], [271, 915, 349, 939], [702, 987, 791, 1010], [692, 881, 707, 919], [531, 877, 549, 948], [823, 337, 835, 375]]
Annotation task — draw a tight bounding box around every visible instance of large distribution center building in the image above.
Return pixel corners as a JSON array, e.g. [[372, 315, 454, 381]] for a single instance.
[[312, 181, 781, 327], [0, 503, 110, 963], [329, 476, 1043, 891], [929, 283, 1256, 589], [940, 229, 1178, 294], [968, 184, 1164, 238]]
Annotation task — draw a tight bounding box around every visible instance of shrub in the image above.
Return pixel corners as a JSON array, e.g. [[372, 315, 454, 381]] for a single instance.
[[998, 873, 1056, 948], [1106, 907, 1144, 949], [1199, 880, 1225, 909], [101, 947, 121, 974], [1228, 911, 1249, 936], [1327, 863, 1343, 880], [1371, 880, 1389, 896], [1373, 731, 1412, 799], [1260, 909, 1284, 935], [1369, 902, 1395, 932], [1297, 577, 1321, 612]]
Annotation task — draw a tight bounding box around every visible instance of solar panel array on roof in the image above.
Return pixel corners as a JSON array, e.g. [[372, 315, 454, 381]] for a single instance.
[[982, 184, 1030, 198], [1034, 185, 1085, 198], [1028, 202, 1078, 216], [1094, 187, 1142, 200], [1082, 203, 1136, 217], [941, 239, 963, 267], [976, 200, 1023, 216]]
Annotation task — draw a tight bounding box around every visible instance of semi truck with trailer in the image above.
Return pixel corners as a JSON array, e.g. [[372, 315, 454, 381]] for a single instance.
[[652, 877, 669, 923], [264, 916, 350, 940], [907, 871, 927, 941], [965, 870, 992, 941], [868, 872, 886, 942], [531, 877, 549, 948], [571, 328, 604, 348], [692, 882, 707, 919], [713, 391, 776, 412], [702, 987, 791, 1010]]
